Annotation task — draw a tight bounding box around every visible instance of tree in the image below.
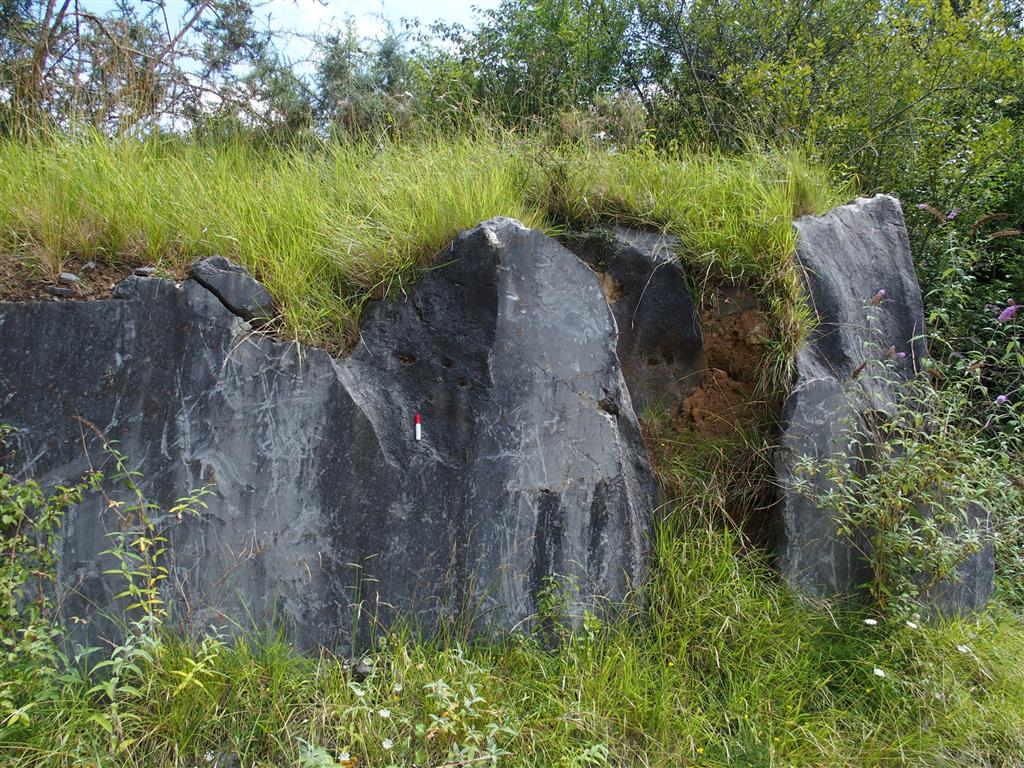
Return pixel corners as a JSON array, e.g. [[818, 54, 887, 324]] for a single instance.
[[0, 0, 274, 135]]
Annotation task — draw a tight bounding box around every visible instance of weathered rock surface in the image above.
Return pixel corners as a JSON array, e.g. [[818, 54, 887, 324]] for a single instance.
[[0, 218, 657, 651], [775, 194, 993, 611], [189, 256, 275, 322], [570, 228, 705, 413]]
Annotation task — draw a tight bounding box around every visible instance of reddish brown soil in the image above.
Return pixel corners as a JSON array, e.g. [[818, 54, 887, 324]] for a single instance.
[[673, 282, 770, 438], [1, 255, 143, 303], [699, 302, 767, 383], [679, 367, 759, 438], [595, 270, 623, 304]]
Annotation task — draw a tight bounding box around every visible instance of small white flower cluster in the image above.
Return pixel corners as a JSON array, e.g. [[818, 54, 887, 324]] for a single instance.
[[864, 616, 920, 629]]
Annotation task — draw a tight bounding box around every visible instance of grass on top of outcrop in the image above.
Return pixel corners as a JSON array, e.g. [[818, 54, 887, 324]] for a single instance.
[[0, 132, 842, 385]]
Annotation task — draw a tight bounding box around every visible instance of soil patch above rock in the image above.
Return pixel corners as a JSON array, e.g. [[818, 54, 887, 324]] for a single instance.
[[0, 255, 138, 303]]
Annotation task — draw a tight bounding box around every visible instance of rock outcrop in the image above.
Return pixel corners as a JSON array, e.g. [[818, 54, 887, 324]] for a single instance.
[[1, 198, 994, 647], [189, 255, 276, 322], [0, 218, 658, 651], [571, 228, 706, 414], [773, 195, 993, 611]]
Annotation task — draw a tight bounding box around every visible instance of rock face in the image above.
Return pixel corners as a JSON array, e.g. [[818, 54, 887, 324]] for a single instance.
[[774, 195, 993, 611], [0, 218, 657, 651], [188, 255, 275, 322], [571, 228, 705, 413]]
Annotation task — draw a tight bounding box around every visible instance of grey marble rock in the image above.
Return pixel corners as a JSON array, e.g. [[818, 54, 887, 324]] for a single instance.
[[0, 218, 657, 652], [569, 228, 705, 413], [188, 256, 275, 323], [774, 195, 992, 612]]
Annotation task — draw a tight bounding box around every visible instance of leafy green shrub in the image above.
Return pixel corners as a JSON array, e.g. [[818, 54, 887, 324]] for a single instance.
[[0, 425, 212, 747], [914, 212, 1024, 397], [79, 437, 211, 749], [0, 426, 101, 731], [793, 344, 1023, 616]]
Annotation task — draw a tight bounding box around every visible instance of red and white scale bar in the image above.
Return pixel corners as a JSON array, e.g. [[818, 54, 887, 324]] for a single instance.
[[415, 412, 422, 441]]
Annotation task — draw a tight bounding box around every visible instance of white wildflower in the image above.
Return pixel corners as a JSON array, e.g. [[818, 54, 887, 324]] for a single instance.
[[204, 752, 216, 764], [957, 644, 970, 654], [905, 620, 919, 630], [378, 708, 391, 719], [353, 687, 366, 698], [337, 752, 350, 762], [863, 618, 878, 626], [393, 682, 404, 693], [873, 667, 886, 678], [382, 738, 394, 750]]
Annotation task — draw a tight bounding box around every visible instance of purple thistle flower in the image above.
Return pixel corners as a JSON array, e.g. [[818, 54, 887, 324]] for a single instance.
[[947, 207, 960, 220], [870, 289, 886, 306], [916, 203, 929, 210], [998, 301, 1021, 323], [996, 394, 1009, 405], [896, 351, 907, 359]]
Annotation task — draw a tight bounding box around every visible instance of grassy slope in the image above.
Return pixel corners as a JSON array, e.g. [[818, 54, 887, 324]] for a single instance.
[[5, 522, 1024, 767], [0, 132, 837, 385], [3, 135, 1024, 766]]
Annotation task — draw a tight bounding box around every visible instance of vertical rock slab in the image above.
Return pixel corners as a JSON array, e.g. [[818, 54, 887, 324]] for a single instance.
[[349, 220, 657, 630], [0, 218, 657, 651], [570, 228, 705, 414], [774, 195, 993, 611]]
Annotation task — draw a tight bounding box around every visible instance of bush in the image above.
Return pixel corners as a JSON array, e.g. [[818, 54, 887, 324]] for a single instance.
[[793, 326, 1024, 616], [0, 426, 100, 731]]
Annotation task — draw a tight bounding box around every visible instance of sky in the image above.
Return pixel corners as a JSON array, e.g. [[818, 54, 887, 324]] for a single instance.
[[264, 0, 499, 37], [80, 0, 500, 68], [254, 0, 500, 70], [79, 0, 499, 48]]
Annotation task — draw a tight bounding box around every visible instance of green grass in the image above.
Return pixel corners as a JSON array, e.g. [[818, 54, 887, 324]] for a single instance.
[[0, 131, 841, 374], [4, 410, 1024, 766], [3, 522, 1024, 767], [6, 133, 1021, 766]]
